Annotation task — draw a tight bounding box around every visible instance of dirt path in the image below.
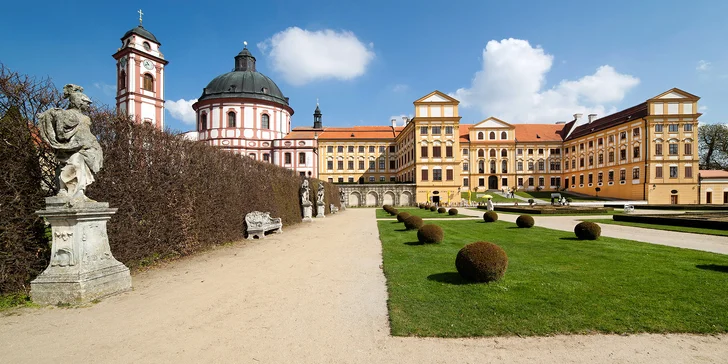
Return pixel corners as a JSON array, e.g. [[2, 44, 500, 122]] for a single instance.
[[1, 209, 726, 363]]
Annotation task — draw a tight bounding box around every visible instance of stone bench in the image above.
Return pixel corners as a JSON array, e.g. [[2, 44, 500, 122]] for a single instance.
[[623, 204, 635, 213], [330, 204, 339, 214], [245, 211, 282, 239]]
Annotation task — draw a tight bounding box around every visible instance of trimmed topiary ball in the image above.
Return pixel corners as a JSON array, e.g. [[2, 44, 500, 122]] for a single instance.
[[437, 207, 446, 214], [383, 205, 392, 212], [483, 211, 498, 222], [574, 221, 601, 240], [448, 208, 458, 216], [516, 215, 534, 228], [419, 204, 425, 209], [397, 211, 411, 222], [430, 206, 437, 212], [389, 208, 399, 216], [417, 224, 444, 244], [456, 242, 508, 282], [403, 215, 424, 230]]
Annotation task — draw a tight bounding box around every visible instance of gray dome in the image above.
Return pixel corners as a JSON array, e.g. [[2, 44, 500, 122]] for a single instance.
[[122, 26, 159, 44], [198, 48, 289, 107]]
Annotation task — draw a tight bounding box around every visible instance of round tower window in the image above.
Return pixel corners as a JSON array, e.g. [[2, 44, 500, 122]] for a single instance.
[[261, 87, 269, 94], [143, 42, 151, 51]]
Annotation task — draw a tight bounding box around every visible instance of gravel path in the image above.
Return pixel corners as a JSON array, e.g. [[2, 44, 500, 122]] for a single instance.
[[1, 208, 726, 363]]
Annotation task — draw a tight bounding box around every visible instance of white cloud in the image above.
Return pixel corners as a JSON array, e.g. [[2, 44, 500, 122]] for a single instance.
[[451, 38, 640, 123], [93, 82, 116, 97], [166, 98, 197, 125], [258, 27, 375, 86], [391, 84, 409, 92], [697, 60, 711, 71]]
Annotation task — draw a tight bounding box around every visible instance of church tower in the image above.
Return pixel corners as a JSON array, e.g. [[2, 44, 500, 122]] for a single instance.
[[313, 102, 323, 129], [112, 10, 168, 129]]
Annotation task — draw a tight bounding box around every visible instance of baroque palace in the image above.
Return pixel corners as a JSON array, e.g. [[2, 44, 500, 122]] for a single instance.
[[113, 23, 724, 206]]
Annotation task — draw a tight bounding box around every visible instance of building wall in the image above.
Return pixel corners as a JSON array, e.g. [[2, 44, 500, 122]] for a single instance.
[[700, 180, 728, 204], [338, 184, 416, 207], [317, 139, 398, 183]]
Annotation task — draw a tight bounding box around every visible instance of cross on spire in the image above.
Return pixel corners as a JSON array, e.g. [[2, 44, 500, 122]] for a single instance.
[[138, 9, 144, 26], [243, 40, 248, 48], [316, 97, 319, 106]]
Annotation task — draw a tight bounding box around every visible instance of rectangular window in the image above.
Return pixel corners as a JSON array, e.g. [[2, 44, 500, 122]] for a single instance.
[[338, 177, 344, 183], [421, 146, 428, 157], [579, 158, 584, 168], [580, 144, 584, 150], [299, 172, 306, 177], [359, 160, 365, 170], [598, 138, 603, 146], [463, 177, 469, 187], [480, 178, 486, 187], [328, 178, 333, 183], [369, 160, 375, 169], [620, 131, 627, 140], [571, 160, 576, 169], [538, 148, 544, 155], [380, 176, 386, 182], [421, 169, 428, 181], [655, 166, 662, 178], [379, 146, 385, 153], [707, 191, 713, 204], [263, 154, 270, 162], [669, 144, 678, 155], [539, 177, 545, 186], [620, 170, 626, 181], [327, 160, 333, 170], [337, 161, 344, 170], [670, 166, 678, 178], [432, 146, 441, 158], [462, 149, 469, 155], [389, 160, 395, 170], [517, 149, 523, 155], [685, 166, 693, 178], [633, 128, 640, 137], [446, 169, 453, 181], [588, 156, 593, 166], [358, 146, 365, 153], [348, 146, 354, 153], [608, 171, 614, 182], [550, 161, 560, 171], [379, 159, 385, 170], [597, 172, 603, 183], [463, 162, 469, 171], [446, 146, 453, 157], [608, 135, 615, 143], [528, 162, 534, 170], [369, 176, 375, 182], [369, 146, 375, 153], [337, 146, 344, 153], [632, 168, 640, 179], [668, 124, 678, 132], [655, 124, 663, 132], [684, 143, 692, 155], [285, 153, 292, 164], [348, 177, 354, 183], [528, 177, 534, 186], [598, 153, 604, 164], [347, 161, 354, 170], [390, 176, 395, 182], [588, 174, 593, 184], [327, 146, 333, 153], [299, 153, 306, 164], [432, 126, 441, 135], [571, 176, 575, 185], [528, 149, 534, 155], [517, 161, 523, 171], [684, 124, 693, 132], [620, 149, 626, 160], [389, 146, 395, 153], [633, 146, 640, 159], [588, 141, 593, 148], [538, 161, 545, 171], [655, 144, 663, 156], [580, 175, 584, 184], [445, 126, 453, 135], [420, 126, 428, 135]]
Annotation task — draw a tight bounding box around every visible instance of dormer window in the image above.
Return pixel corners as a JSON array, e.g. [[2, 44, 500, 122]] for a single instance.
[[261, 87, 269, 94]]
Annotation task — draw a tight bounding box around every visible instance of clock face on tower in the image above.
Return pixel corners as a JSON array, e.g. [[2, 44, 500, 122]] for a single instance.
[[142, 59, 154, 70]]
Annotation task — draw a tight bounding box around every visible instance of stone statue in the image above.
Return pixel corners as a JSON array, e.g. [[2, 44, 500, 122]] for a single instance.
[[38, 84, 103, 204], [301, 179, 310, 206], [317, 182, 325, 205]]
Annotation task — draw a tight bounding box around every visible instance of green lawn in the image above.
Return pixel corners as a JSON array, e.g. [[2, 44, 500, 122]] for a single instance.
[[0, 293, 34, 312], [376, 208, 472, 219], [515, 191, 609, 202], [378, 219, 728, 337], [582, 219, 728, 237], [461, 192, 519, 203]]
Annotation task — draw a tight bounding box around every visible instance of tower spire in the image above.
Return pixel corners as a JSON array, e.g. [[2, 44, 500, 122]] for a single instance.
[[313, 101, 322, 129]]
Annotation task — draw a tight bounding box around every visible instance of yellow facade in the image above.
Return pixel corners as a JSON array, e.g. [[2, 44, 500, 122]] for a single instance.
[[317, 138, 398, 184]]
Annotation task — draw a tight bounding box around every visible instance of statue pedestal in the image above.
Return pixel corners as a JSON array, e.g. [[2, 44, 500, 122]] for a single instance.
[[30, 198, 131, 305], [316, 203, 326, 218], [302, 202, 313, 222]]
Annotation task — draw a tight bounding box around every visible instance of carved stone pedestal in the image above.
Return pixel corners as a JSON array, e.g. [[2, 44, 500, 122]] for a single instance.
[[30, 198, 131, 305], [316, 203, 326, 218], [302, 202, 313, 222]]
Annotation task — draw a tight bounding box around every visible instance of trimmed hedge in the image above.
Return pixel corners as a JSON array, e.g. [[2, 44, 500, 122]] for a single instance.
[[397, 212, 411, 222], [437, 207, 446, 214], [417, 224, 444, 244], [516, 215, 535, 228], [429, 206, 437, 212], [403, 215, 424, 230], [574, 221, 601, 240], [456, 242, 508, 283], [389, 208, 399, 216], [483, 211, 498, 222], [448, 208, 458, 216]]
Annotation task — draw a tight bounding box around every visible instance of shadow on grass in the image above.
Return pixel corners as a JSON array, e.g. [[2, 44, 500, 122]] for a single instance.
[[404, 241, 423, 246], [696, 264, 728, 273], [427, 272, 473, 285], [395, 228, 410, 232], [559, 237, 581, 241]]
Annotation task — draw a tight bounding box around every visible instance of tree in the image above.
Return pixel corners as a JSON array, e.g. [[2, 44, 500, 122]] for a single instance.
[[699, 123, 728, 170]]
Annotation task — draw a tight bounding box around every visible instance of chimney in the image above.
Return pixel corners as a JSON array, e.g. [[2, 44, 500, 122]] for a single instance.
[[573, 113, 583, 121], [391, 118, 397, 128], [588, 114, 597, 123], [401, 116, 408, 126]]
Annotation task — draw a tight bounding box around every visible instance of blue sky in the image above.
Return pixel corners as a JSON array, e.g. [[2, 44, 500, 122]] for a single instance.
[[2, 0, 726, 133]]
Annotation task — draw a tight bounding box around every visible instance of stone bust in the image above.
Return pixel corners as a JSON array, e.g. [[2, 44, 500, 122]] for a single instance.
[[38, 84, 103, 203]]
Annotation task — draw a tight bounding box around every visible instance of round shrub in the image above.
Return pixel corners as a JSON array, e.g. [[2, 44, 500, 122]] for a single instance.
[[574, 221, 601, 240], [456, 242, 508, 283], [389, 208, 399, 216], [566, 198, 573, 203], [516, 215, 535, 228], [429, 206, 437, 212], [396, 212, 411, 222], [403, 215, 424, 230], [383, 205, 392, 212], [448, 208, 458, 216], [417, 224, 444, 244], [527, 198, 535, 205], [482, 211, 498, 222], [419, 204, 425, 209], [437, 207, 446, 214]]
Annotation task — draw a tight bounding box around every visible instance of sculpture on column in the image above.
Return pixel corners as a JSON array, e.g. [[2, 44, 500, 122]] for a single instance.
[[301, 179, 313, 222], [38, 84, 103, 205], [316, 182, 326, 218], [31, 84, 131, 305]]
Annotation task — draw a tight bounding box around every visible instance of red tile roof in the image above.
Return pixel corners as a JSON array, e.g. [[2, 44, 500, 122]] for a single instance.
[[699, 170, 728, 178], [459, 124, 472, 142], [514, 124, 566, 142], [285, 126, 403, 140]]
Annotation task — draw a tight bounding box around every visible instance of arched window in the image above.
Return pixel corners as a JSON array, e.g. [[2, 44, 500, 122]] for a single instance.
[[501, 148, 507, 157], [249, 153, 256, 160], [477, 149, 484, 158], [500, 131, 507, 139], [199, 113, 207, 131], [478, 160, 485, 173], [501, 160, 508, 173], [143, 73, 154, 91], [489, 149, 496, 158], [489, 131, 496, 140], [477, 132, 484, 140], [119, 70, 126, 89], [490, 160, 496, 173], [227, 111, 236, 128], [261, 114, 270, 129]]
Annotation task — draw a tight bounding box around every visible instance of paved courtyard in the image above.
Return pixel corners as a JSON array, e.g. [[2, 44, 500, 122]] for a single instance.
[[1, 209, 726, 363]]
